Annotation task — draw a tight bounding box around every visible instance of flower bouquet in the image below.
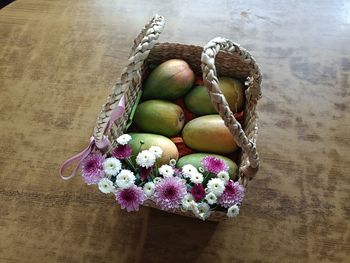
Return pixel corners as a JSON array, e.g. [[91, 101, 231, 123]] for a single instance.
[[60, 15, 262, 221], [81, 133, 244, 220]]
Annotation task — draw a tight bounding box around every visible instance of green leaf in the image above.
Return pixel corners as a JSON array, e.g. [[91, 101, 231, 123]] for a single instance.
[[125, 90, 143, 131]]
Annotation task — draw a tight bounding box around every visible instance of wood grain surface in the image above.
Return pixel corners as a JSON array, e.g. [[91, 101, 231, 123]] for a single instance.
[[0, 0, 349, 262]]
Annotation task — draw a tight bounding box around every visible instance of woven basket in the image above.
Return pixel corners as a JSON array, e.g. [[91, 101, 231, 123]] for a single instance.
[[90, 15, 261, 222]]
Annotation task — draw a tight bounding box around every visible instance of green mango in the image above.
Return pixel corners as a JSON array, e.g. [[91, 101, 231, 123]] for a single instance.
[[130, 133, 179, 166], [185, 77, 245, 116], [182, 115, 238, 154], [176, 153, 238, 178], [142, 59, 195, 100], [134, 100, 184, 137]]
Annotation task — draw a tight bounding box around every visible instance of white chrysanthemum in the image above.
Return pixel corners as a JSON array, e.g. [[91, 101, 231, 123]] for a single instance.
[[190, 201, 199, 214], [205, 192, 217, 205], [98, 178, 115, 194], [217, 171, 230, 182], [143, 182, 155, 197], [103, 157, 122, 176], [182, 164, 198, 178], [116, 134, 132, 145], [149, 146, 163, 158], [115, 169, 136, 189], [169, 159, 177, 166], [198, 202, 210, 214], [158, 164, 174, 177], [227, 204, 240, 218], [136, 150, 156, 168], [153, 177, 162, 184], [190, 172, 204, 184], [207, 178, 225, 197], [181, 193, 194, 210], [191, 201, 211, 220]]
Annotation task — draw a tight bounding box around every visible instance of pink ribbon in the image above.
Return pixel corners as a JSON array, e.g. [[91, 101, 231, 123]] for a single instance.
[[106, 95, 125, 132], [59, 136, 95, 180], [59, 95, 125, 180]]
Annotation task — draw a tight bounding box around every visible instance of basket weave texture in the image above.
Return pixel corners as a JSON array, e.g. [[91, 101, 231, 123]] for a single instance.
[[92, 15, 262, 221]]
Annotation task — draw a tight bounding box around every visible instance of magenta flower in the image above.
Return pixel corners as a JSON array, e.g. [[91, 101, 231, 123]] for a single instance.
[[112, 144, 132, 159], [154, 177, 187, 210], [174, 167, 182, 177], [140, 167, 152, 181], [218, 180, 245, 208], [191, 184, 205, 202], [115, 185, 146, 212], [81, 154, 105, 185], [202, 156, 228, 174]]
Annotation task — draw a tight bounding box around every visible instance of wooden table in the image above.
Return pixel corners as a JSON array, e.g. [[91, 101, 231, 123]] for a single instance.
[[0, 1, 349, 262]]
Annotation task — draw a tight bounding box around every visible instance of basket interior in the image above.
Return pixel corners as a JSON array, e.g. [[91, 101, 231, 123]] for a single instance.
[[111, 42, 257, 168], [138, 42, 258, 165]]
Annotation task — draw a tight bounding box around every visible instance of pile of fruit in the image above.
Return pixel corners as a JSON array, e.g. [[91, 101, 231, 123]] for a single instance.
[[129, 59, 244, 176], [79, 59, 247, 220]]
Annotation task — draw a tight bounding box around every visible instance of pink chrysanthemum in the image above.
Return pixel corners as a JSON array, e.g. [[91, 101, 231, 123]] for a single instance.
[[112, 144, 132, 159], [115, 185, 146, 212], [81, 154, 105, 185], [140, 167, 152, 181], [202, 156, 228, 174], [191, 184, 205, 202], [173, 167, 182, 177], [153, 177, 187, 210], [218, 180, 245, 208]]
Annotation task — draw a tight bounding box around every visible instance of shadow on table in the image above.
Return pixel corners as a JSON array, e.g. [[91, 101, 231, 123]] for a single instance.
[[139, 208, 219, 263], [0, 0, 15, 9]]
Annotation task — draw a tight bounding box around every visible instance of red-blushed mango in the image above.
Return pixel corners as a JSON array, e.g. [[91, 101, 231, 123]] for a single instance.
[[182, 115, 238, 154], [130, 133, 179, 166], [142, 59, 195, 100], [134, 100, 184, 137], [176, 153, 238, 179], [184, 77, 245, 116]]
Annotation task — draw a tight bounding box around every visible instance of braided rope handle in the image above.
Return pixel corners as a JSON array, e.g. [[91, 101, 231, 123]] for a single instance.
[[93, 15, 165, 143], [201, 37, 262, 177]]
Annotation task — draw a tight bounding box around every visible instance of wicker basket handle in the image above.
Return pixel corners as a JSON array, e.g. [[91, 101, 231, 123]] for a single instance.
[[93, 15, 165, 144], [201, 37, 261, 177]]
